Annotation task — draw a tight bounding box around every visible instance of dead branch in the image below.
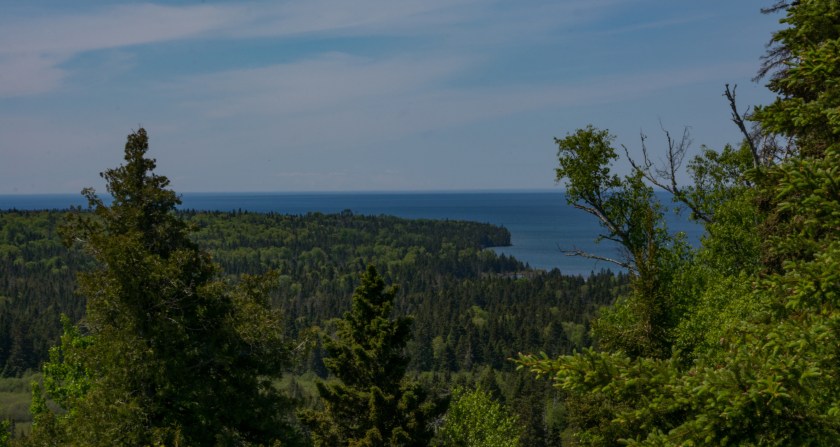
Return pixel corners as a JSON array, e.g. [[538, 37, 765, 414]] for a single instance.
[[623, 127, 712, 223], [559, 246, 636, 274], [725, 84, 761, 169]]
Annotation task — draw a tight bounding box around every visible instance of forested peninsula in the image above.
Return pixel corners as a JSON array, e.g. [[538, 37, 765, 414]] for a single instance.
[[3, 1, 840, 446]]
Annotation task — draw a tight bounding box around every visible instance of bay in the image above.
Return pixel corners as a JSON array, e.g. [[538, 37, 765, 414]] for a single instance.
[[0, 191, 702, 275]]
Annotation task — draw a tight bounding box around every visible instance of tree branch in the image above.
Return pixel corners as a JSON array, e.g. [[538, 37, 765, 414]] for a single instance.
[[559, 246, 636, 274], [623, 129, 712, 224], [724, 84, 761, 169]]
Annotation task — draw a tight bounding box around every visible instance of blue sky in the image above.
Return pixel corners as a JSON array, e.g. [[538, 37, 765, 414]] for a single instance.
[[2, 0, 781, 194]]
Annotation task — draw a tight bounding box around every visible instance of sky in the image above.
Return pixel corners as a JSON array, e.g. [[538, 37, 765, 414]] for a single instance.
[[1, 0, 783, 194]]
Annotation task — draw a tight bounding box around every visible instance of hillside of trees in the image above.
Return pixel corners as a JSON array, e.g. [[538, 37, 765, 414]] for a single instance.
[[1, 203, 624, 444], [0, 209, 622, 377]]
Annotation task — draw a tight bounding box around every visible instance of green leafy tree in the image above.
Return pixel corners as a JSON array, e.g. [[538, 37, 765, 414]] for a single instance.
[[302, 265, 437, 446], [554, 125, 689, 358], [29, 128, 303, 446], [433, 387, 521, 447], [518, 2, 840, 445]]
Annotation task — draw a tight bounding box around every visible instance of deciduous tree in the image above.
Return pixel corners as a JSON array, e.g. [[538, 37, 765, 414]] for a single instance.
[[433, 387, 520, 447]]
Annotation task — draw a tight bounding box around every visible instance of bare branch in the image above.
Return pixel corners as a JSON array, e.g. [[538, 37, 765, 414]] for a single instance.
[[623, 128, 712, 223], [760, 1, 792, 14], [559, 246, 636, 274], [570, 203, 622, 238], [725, 84, 761, 169]]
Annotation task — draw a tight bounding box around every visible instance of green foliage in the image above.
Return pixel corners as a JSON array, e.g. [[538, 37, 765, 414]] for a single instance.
[[434, 387, 521, 447], [555, 126, 689, 358], [39, 315, 90, 411], [683, 142, 755, 220], [1, 209, 622, 443], [555, 126, 666, 268], [302, 265, 439, 446], [0, 419, 10, 447], [0, 210, 88, 377], [0, 373, 37, 434], [29, 129, 303, 446], [754, 0, 840, 156], [519, 2, 840, 445]]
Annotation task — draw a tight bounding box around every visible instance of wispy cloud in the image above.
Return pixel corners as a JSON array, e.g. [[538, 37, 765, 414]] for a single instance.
[[0, 53, 68, 97], [171, 52, 474, 119], [599, 13, 716, 36], [0, 4, 236, 54], [159, 48, 750, 151], [1, 0, 775, 193], [0, 0, 632, 98], [0, 3, 237, 97]]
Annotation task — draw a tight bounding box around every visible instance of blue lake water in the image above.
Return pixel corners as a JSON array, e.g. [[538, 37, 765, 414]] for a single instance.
[[0, 191, 703, 275]]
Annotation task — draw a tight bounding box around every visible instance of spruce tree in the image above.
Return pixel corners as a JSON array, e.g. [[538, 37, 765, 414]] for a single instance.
[[302, 265, 436, 446], [29, 129, 303, 446]]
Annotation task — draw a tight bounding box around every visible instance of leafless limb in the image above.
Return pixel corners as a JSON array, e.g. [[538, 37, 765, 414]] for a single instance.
[[761, 1, 793, 14], [569, 202, 623, 242], [724, 84, 761, 169], [564, 198, 639, 272], [623, 125, 712, 223], [755, 44, 792, 83], [559, 245, 636, 274], [756, 2, 795, 83]]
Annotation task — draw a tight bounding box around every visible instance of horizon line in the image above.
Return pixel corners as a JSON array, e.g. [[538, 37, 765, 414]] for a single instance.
[[0, 187, 564, 197]]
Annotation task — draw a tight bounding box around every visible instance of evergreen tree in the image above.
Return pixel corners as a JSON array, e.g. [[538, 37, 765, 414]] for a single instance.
[[754, 0, 840, 158], [302, 265, 437, 446], [518, 2, 840, 445], [29, 129, 303, 446]]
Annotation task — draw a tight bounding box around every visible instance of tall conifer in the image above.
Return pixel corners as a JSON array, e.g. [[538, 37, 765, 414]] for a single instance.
[[302, 265, 437, 446], [30, 129, 303, 446]]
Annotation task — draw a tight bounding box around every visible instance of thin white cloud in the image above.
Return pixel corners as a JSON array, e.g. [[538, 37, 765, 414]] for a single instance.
[[0, 0, 479, 97], [0, 0, 633, 98], [600, 13, 716, 35], [0, 54, 68, 96], [158, 47, 751, 152], [235, 0, 483, 38], [0, 4, 236, 54], [0, 3, 238, 97], [171, 52, 474, 118]]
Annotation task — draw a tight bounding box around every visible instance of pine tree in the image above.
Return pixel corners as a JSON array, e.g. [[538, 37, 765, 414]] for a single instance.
[[302, 265, 437, 446], [29, 128, 303, 446]]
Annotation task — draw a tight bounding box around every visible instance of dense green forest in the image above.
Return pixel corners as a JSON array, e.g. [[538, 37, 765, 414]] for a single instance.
[[3, 1, 839, 445], [0, 210, 621, 377], [0, 206, 623, 444]]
